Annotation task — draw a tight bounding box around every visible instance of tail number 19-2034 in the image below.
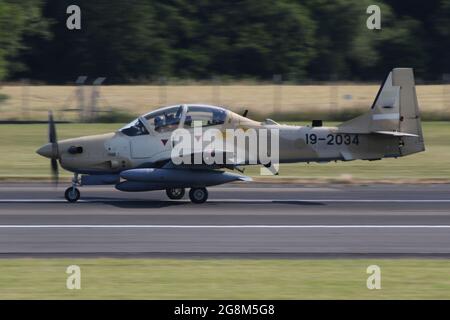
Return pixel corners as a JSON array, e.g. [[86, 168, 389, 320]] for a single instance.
[[305, 134, 359, 146]]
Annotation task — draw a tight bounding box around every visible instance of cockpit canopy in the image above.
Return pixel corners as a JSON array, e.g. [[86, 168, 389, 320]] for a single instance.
[[120, 104, 228, 136]]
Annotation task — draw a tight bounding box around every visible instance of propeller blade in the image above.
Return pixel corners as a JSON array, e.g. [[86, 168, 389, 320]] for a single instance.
[[48, 111, 59, 186], [49, 111, 57, 143], [49, 111, 59, 156]]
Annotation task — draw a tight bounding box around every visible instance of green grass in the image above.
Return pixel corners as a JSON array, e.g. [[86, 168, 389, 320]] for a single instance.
[[0, 122, 449, 181], [0, 259, 449, 299]]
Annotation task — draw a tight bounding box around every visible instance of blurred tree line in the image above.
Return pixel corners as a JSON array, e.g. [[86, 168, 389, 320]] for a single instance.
[[0, 0, 449, 83]]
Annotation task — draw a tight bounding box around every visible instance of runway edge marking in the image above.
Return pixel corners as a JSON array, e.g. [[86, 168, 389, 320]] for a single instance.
[[2, 199, 450, 203], [0, 225, 450, 228]]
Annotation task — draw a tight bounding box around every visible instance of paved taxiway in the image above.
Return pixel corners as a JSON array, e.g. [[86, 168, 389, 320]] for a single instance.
[[0, 183, 450, 257]]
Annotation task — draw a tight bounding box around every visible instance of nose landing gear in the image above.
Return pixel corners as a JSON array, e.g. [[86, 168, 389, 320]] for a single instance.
[[64, 173, 81, 203], [65, 186, 80, 202]]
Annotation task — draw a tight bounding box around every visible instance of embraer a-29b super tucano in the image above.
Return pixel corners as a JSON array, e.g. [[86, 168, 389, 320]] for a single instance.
[[36, 68, 425, 203]]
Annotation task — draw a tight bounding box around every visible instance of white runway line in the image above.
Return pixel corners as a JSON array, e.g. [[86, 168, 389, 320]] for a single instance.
[[211, 199, 450, 203], [0, 225, 450, 228], [1, 199, 450, 203]]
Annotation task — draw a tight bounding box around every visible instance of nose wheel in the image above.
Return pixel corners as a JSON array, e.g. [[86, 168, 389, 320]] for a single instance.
[[65, 187, 80, 202], [64, 173, 81, 202], [189, 187, 208, 203]]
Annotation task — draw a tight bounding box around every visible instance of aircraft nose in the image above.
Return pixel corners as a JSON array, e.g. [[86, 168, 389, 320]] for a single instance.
[[36, 143, 53, 158]]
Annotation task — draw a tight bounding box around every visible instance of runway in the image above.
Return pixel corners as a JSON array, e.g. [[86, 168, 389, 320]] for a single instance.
[[1, 183, 450, 258]]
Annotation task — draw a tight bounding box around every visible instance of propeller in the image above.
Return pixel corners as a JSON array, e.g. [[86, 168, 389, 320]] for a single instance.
[[48, 111, 59, 186]]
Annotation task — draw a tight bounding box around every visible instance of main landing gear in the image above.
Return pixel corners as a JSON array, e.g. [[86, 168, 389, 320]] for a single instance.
[[65, 173, 81, 202], [189, 187, 208, 204], [165, 188, 185, 200], [165, 187, 209, 203]]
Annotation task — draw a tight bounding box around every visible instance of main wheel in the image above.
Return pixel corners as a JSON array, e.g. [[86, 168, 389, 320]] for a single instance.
[[189, 187, 208, 204], [65, 187, 80, 203], [166, 188, 185, 200]]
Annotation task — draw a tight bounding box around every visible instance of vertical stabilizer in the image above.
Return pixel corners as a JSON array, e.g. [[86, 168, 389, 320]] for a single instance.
[[338, 68, 424, 155]]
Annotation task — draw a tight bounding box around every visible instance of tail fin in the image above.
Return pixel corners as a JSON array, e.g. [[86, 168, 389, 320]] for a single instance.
[[338, 68, 425, 155]]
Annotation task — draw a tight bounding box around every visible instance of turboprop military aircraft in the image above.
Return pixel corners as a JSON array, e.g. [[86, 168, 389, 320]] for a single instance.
[[36, 68, 424, 203]]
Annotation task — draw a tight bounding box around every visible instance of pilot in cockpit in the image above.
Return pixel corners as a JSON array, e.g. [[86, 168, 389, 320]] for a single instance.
[[154, 116, 163, 131]]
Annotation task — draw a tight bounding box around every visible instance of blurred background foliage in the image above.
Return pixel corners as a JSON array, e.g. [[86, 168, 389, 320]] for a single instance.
[[0, 0, 449, 84]]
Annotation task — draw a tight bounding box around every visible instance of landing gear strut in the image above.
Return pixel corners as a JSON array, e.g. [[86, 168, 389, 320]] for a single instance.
[[65, 173, 80, 203], [189, 187, 208, 204], [166, 188, 185, 200]]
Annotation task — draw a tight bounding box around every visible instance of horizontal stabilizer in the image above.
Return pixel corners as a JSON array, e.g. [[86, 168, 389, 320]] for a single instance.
[[236, 175, 253, 182], [373, 131, 419, 137]]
